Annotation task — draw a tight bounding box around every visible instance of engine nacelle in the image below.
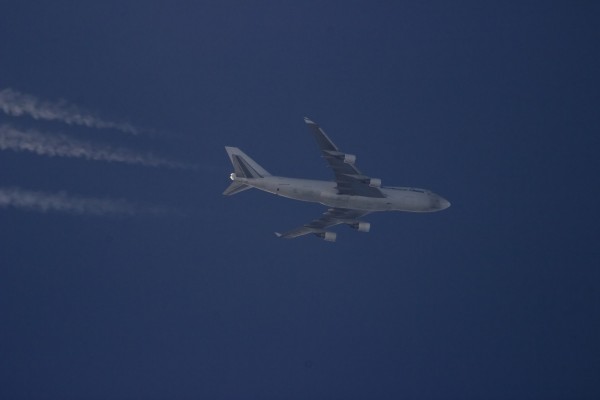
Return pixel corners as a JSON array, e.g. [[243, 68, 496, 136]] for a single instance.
[[342, 153, 356, 165], [351, 221, 371, 233], [319, 231, 337, 242], [367, 178, 382, 188]]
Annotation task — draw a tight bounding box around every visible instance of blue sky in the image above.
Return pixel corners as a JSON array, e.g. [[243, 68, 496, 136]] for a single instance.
[[1, 2, 599, 399]]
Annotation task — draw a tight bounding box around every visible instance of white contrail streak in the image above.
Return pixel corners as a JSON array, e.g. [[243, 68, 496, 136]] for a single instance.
[[0, 125, 195, 169], [0, 88, 138, 134], [0, 187, 166, 216]]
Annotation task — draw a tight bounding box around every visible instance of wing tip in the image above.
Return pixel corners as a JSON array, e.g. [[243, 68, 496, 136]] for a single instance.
[[304, 116, 316, 125], [274, 232, 283, 238]]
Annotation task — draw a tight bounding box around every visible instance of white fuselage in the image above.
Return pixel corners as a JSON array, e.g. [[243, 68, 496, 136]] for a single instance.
[[235, 176, 450, 212]]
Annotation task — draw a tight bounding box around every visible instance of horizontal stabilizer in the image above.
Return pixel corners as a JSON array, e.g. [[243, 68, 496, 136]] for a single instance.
[[223, 181, 252, 196]]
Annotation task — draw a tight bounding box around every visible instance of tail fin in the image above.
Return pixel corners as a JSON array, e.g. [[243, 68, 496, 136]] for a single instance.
[[223, 147, 270, 196], [225, 147, 271, 179]]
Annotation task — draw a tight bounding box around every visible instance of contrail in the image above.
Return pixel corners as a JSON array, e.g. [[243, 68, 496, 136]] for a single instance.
[[0, 187, 168, 216], [0, 88, 138, 134], [0, 124, 196, 170]]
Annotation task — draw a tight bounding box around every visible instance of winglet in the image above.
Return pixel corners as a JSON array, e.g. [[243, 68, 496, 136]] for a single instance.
[[304, 117, 316, 125], [274, 232, 283, 238]]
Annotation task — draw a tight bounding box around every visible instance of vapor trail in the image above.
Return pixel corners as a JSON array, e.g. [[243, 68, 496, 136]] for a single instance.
[[0, 88, 138, 134], [0, 125, 195, 169], [0, 187, 167, 216]]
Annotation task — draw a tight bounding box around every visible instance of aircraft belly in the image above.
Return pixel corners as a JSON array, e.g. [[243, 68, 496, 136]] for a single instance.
[[319, 192, 390, 211], [276, 184, 322, 203]]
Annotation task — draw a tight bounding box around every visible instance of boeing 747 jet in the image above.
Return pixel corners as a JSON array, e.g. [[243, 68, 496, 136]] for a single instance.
[[223, 118, 450, 241]]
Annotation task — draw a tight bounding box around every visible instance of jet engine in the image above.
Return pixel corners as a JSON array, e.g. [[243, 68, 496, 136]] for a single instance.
[[367, 178, 381, 188], [350, 221, 371, 232], [342, 153, 356, 165], [318, 231, 337, 242]]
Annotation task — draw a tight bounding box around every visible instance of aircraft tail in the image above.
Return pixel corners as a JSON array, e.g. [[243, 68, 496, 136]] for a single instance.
[[223, 181, 252, 196], [225, 147, 271, 179], [223, 147, 271, 196]]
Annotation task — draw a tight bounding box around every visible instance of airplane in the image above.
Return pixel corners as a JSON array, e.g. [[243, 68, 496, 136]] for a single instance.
[[223, 117, 450, 241]]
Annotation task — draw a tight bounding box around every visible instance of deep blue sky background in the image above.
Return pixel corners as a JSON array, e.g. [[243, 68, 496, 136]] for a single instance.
[[1, 2, 599, 399]]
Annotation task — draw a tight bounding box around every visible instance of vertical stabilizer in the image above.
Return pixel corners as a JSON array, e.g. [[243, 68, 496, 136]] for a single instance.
[[225, 147, 271, 179], [223, 147, 271, 195]]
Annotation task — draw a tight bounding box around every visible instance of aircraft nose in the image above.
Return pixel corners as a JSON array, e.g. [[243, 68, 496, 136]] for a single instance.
[[438, 196, 451, 210], [439, 197, 451, 209], [433, 195, 450, 210]]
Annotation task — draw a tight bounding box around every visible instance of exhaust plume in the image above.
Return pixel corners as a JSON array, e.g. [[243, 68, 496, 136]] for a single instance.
[[0, 187, 167, 216], [0, 88, 138, 134], [0, 124, 195, 169]]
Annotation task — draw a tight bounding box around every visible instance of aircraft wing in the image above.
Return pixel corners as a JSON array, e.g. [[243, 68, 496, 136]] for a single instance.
[[304, 117, 385, 198], [275, 208, 371, 240]]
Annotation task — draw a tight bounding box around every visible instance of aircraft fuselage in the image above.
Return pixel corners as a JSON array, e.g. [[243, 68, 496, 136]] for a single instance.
[[234, 176, 450, 212]]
